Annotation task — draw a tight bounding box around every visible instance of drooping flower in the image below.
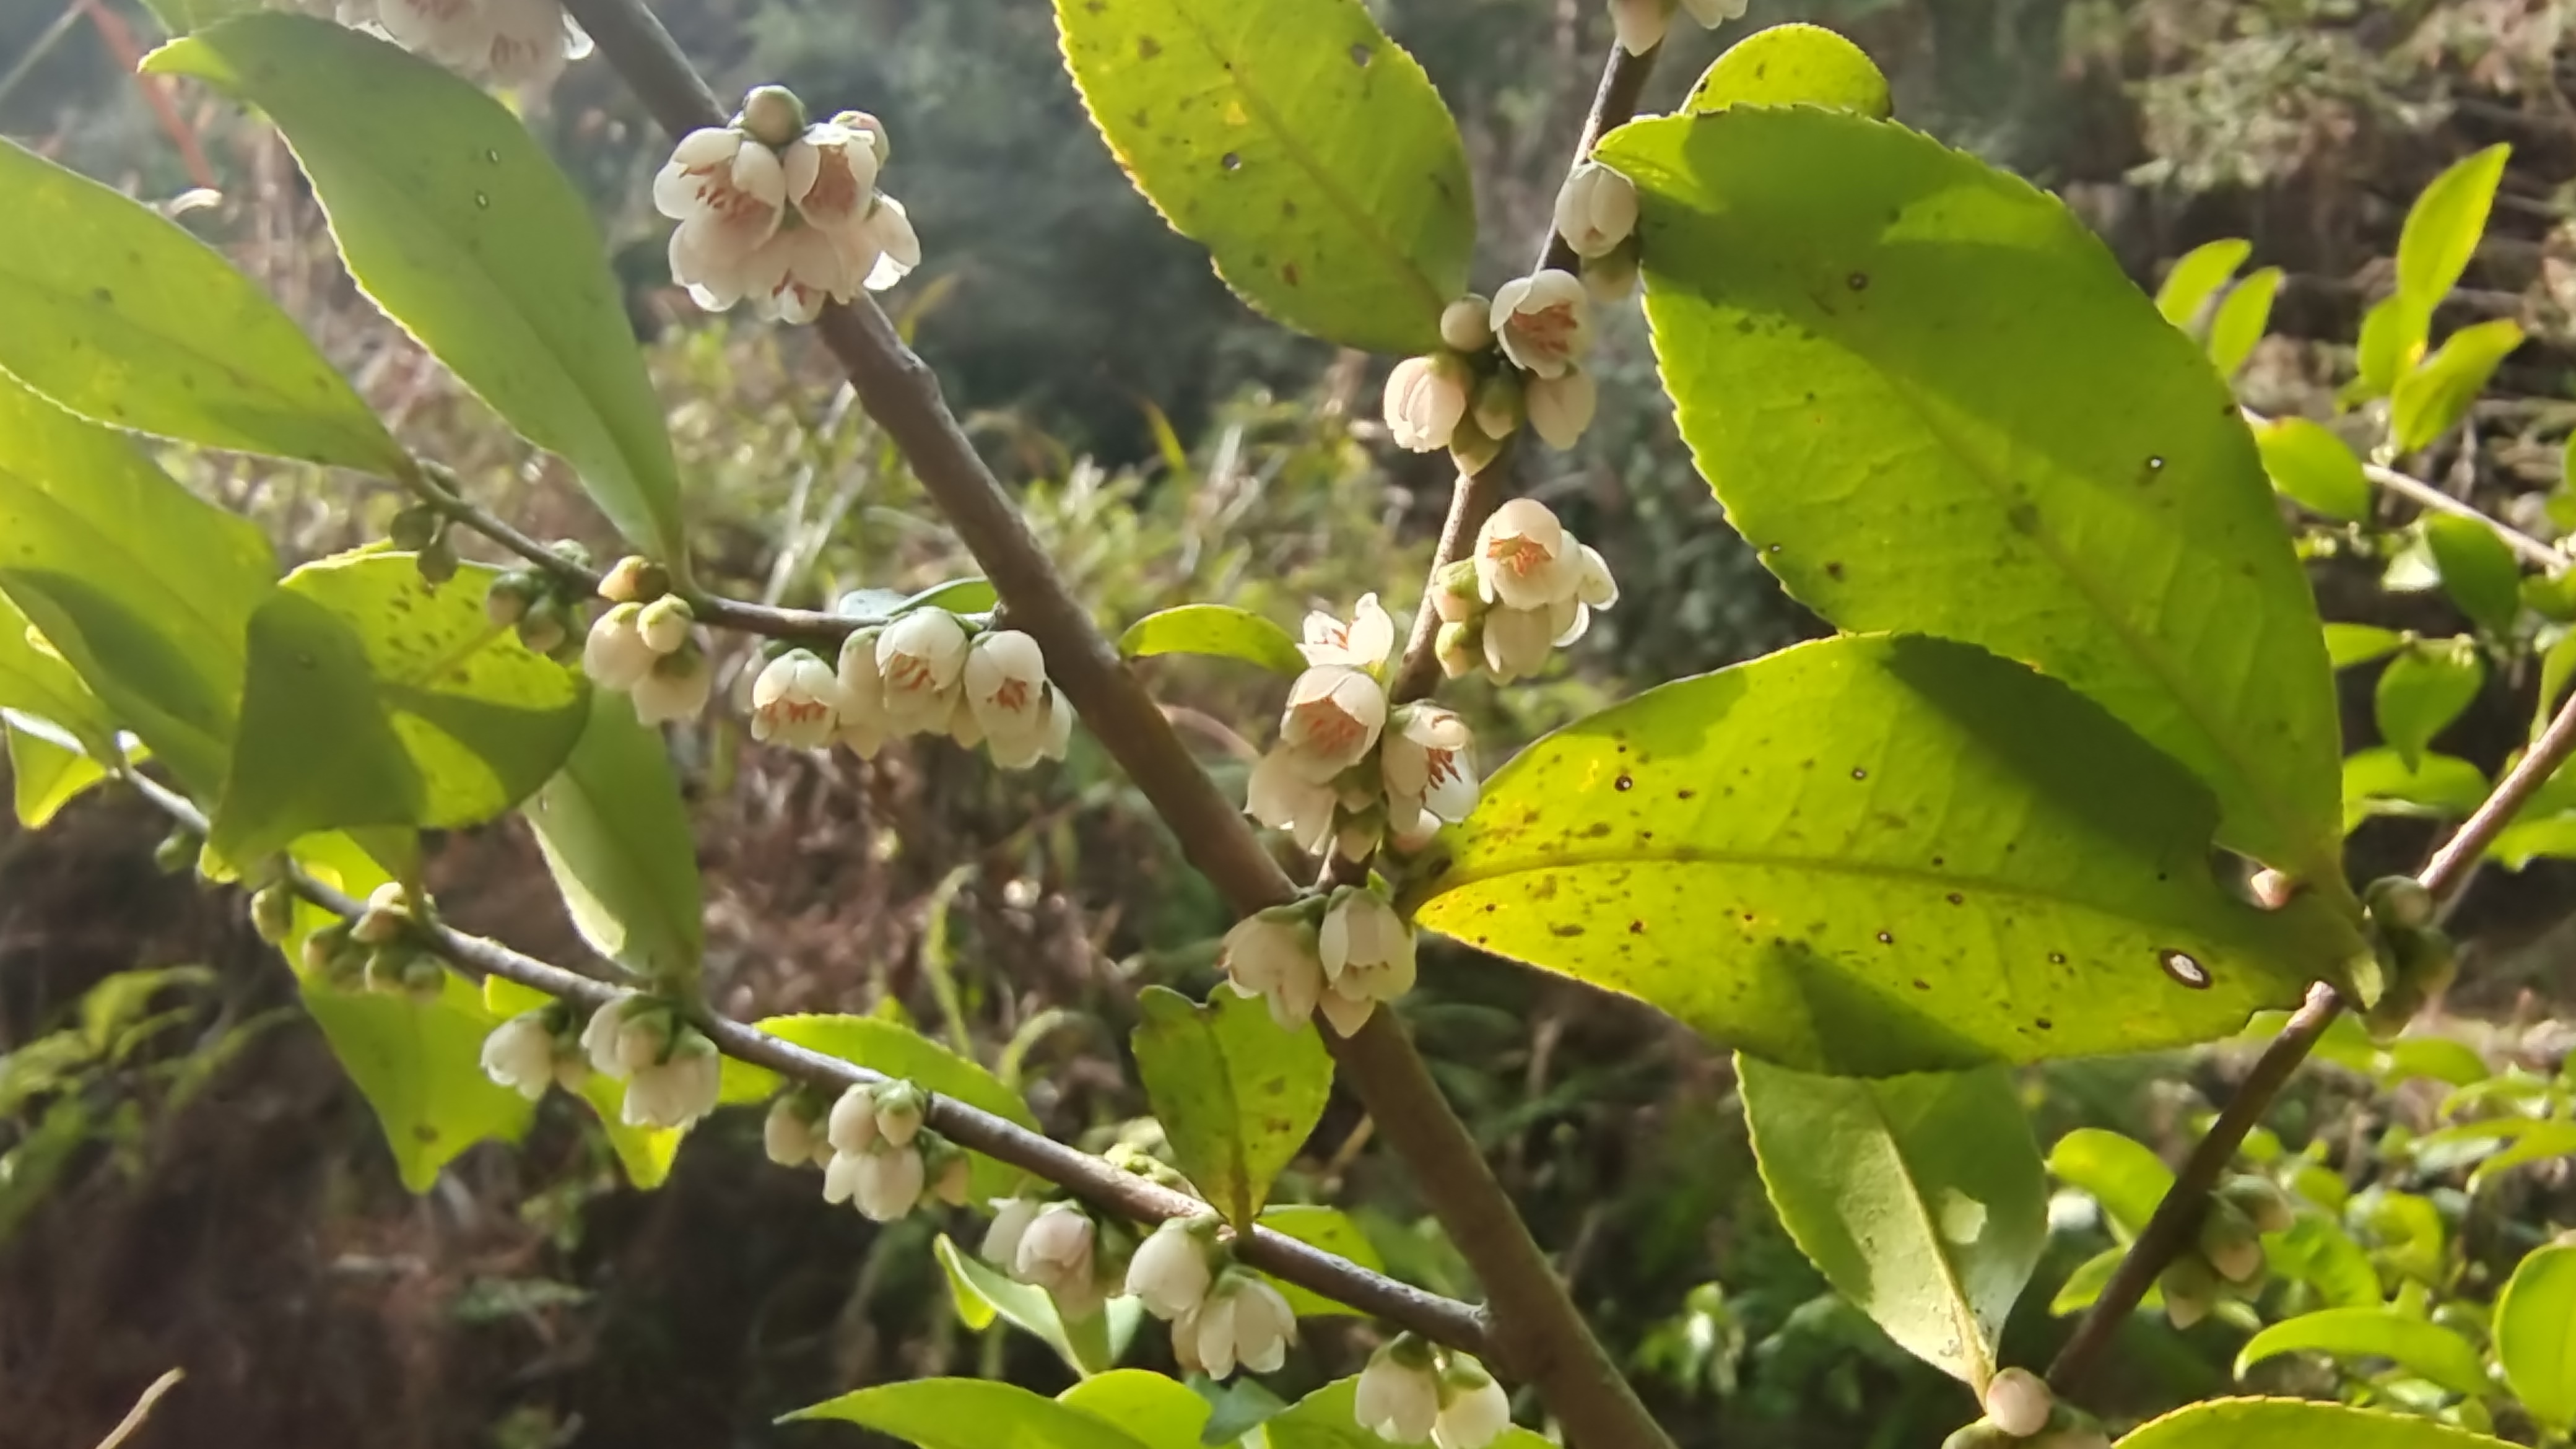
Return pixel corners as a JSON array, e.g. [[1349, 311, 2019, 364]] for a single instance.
[[579, 993, 665, 1077], [1299, 596, 1398, 672], [962, 630, 1073, 768], [632, 646, 713, 725], [1489, 271, 1591, 379], [1983, 1368, 2054, 1439], [871, 1081, 926, 1147], [477, 0, 578, 89], [1382, 355, 1472, 453], [375, 0, 491, 71], [1355, 1339, 1443, 1444], [583, 603, 656, 691], [1679, 0, 1751, 27], [782, 120, 884, 269], [1525, 368, 1598, 451], [1479, 604, 1563, 684], [1276, 666, 1387, 780], [1245, 748, 1341, 856], [827, 1082, 884, 1156], [850, 1143, 926, 1221], [1382, 705, 1479, 827], [622, 1027, 721, 1129], [655, 128, 789, 311], [855, 196, 922, 292], [751, 648, 840, 749], [764, 1094, 824, 1167], [1606, 0, 1673, 54], [634, 596, 694, 655], [480, 1011, 559, 1100], [1016, 1202, 1102, 1315], [981, 1198, 1043, 1271], [1126, 1217, 1217, 1320], [1317, 886, 1417, 1037], [876, 609, 971, 733], [1176, 1273, 1297, 1380], [749, 224, 856, 324], [1474, 498, 1582, 611], [1222, 904, 1329, 1030], [1432, 1357, 1511, 1449], [1553, 161, 1638, 259]]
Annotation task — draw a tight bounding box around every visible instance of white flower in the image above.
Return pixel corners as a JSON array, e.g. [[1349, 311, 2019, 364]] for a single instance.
[[478, 0, 575, 89], [480, 1011, 558, 1100], [1222, 905, 1328, 1030], [856, 196, 921, 292], [1126, 1218, 1216, 1320], [1355, 1342, 1443, 1443], [376, 0, 490, 69], [783, 121, 883, 265], [1300, 594, 1398, 671], [1016, 1201, 1097, 1294], [1607, 0, 1673, 54], [876, 609, 970, 733], [1433, 1359, 1510, 1449], [1438, 297, 1493, 353], [1489, 271, 1590, 379], [1575, 542, 1619, 612], [764, 1096, 821, 1167], [1554, 162, 1638, 259], [964, 630, 1073, 768], [655, 128, 789, 311], [1277, 666, 1387, 780], [1474, 498, 1583, 611], [1178, 1274, 1297, 1379], [632, 647, 713, 725], [851, 1144, 926, 1221], [827, 1082, 882, 1155], [981, 1198, 1043, 1271], [1318, 887, 1417, 1037], [1480, 603, 1567, 684], [751, 649, 840, 749], [751, 224, 856, 324], [1679, 0, 1749, 26], [1983, 1368, 2053, 1439], [822, 1146, 863, 1204], [622, 1029, 720, 1129], [1383, 355, 1471, 453], [1246, 747, 1341, 855], [1525, 368, 1597, 451], [583, 603, 656, 691], [633, 596, 694, 655], [579, 994, 662, 1077], [931, 1151, 972, 1206], [872, 1082, 925, 1147], [1382, 705, 1479, 826]]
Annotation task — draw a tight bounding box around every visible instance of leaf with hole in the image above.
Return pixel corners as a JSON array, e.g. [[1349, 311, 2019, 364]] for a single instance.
[[2256, 417, 2372, 523], [2047, 1128, 2173, 1238], [147, 15, 686, 558], [2117, 1398, 2513, 1449], [2374, 638, 2483, 772], [2393, 320, 2524, 455], [520, 691, 703, 988], [0, 138, 401, 472], [2494, 1243, 2576, 1432], [757, 1012, 1039, 1201], [2343, 748, 2489, 833], [2156, 239, 2251, 330], [2424, 515, 2523, 637], [2397, 146, 2509, 316], [1604, 108, 2345, 885], [1406, 635, 2362, 1076], [1053, 0, 1473, 354], [1740, 1057, 2044, 1386], [2235, 1307, 2489, 1398], [1119, 604, 1308, 676], [210, 553, 589, 866], [1131, 985, 1330, 1225], [2205, 268, 2280, 377], [1684, 23, 1891, 116]]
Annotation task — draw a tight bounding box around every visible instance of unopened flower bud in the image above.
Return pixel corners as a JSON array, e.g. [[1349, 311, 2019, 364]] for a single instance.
[[516, 596, 570, 657], [738, 84, 807, 147], [832, 110, 890, 165], [1383, 353, 1473, 453], [153, 827, 201, 876], [362, 944, 410, 995], [764, 1094, 822, 1167], [1430, 559, 1484, 623], [1440, 294, 1494, 352], [301, 918, 354, 977], [388, 503, 442, 552], [2365, 876, 2434, 932], [1553, 160, 1638, 259], [352, 882, 416, 945], [928, 1142, 971, 1206], [398, 952, 448, 1003], [1942, 1423, 2019, 1449], [2161, 1254, 2218, 1329], [1582, 242, 1639, 305], [485, 570, 541, 629], [1472, 370, 1524, 441], [416, 533, 459, 587], [2219, 1175, 2295, 1235], [1449, 415, 1503, 476], [250, 882, 297, 944], [1525, 368, 1598, 450], [2197, 1198, 2265, 1284], [636, 595, 695, 656], [872, 1080, 926, 1147], [1435, 619, 1481, 680], [1982, 1368, 2052, 1438], [828, 1082, 882, 1155], [598, 555, 669, 606]]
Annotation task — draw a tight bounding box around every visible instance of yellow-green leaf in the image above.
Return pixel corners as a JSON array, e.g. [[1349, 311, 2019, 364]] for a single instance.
[[2494, 1243, 2576, 1432], [2118, 1398, 2512, 1449], [521, 692, 703, 987], [2206, 268, 2281, 377], [2255, 417, 2374, 521], [2235, 1307, 2489, 1398], [2393, 320, 2523, 455], [1118, 604, 1307, 676], [1684, 23, 1892, 117], [2156, 238, 2251, 330], [2374, 637, 2483, 772]]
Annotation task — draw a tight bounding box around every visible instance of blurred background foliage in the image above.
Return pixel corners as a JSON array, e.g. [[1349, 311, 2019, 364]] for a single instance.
[[4, 0, 2576, 1446]]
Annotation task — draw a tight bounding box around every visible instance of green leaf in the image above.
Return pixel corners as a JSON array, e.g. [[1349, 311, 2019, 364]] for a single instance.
[[1684, 23, 1892, 117], [2256, 417, 2374, 522], [2374, 638, 2483, 772], [0, 593, 113, 758], [2494, 1243, 2576, 1432], [2265, 1215, 2382, 1309], [1255, 1204, 1386, 1318], [1263, 1377, 1549, 1449], [2156, 239, 2252, 330], [2382, 1037, 2488, 1088], [757, 1012, 1040, 1202], [1130, 985, 1330, 1225], [2393, 320, 2524, 455], [785, 1377, 1157, 1449], [2424, 514, 2523, 637], [210, 554, 588, 865], [2354, 1188, 2447, 1284], [1053, 0, 1473, 354], [1739, 1058, 2045, 1386], [2325, 624, 2407, 671], [2398, 146, 2509, 315], [2118, 1398, 2513, 1449], [147, 15, 685, 558], [2051, 1246, 2134, 1316], [1058, 1372, 1213, 1449], [2205, 268, 2281, 377], [1604, 108, 2344, 883], [2343, 747, 2489, 834], [2235, 1307, 2490, 1398], [930, 1234, 1136, 1378], [2353, 295, 2431, 406], [1408, 635, 2362, 1076], [1118, 604, 1308, 676], [0, 139, 401, 472], [520, 691, 703, 986], [2468, 1121, 2576, 1188], [4, 714, 111, 829], [303, 968, 536, 1193], [2047, 1128, 2174, 1238], [0, 370, 274, 799]]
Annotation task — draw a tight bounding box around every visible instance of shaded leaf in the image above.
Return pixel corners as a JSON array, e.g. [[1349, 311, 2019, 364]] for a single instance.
[[785, 1377, 1155, 1449], [2469, 1121, 2576, 1188], [1684, 22, 1892, 116], [2393, 321, 2524, 455], [1131, 985, 1330, 1225], [2374, 638, 2483, 773], [2264, 1215, 2382, 1309], [2156, 239, 2251, 330], [1408, 635, 2361, 1076], [521, 691, 702, 986], [4, 713, 112, 829], [1740, 1057, 2045, 1386], [2494, 1243, 2576, 1432], [2117, 1398, 2511, 1449], [2343, 747, 2488, 834], [757, 1013, 1038, 1201], [1605, 108, 2344, 882], [2325, 624, 2406, 671], [1119, 604, 1307, 676], [2256, 417, 2373, 523], [2205, 268, 2281, 377], [2047, 1128, 2173, 1238], [2397, 146, 2509, 315], [300, 971, 536, 1193], [1255, 1204, 1386, 1318], [2234, 1307, 2488, 1398], [147, 15, 685, 557], [1053, 0, 1473, 354], [2050, 1245, 2139, 1316], [2424, 514, 2523, 637], [0, 137, 401, 471]]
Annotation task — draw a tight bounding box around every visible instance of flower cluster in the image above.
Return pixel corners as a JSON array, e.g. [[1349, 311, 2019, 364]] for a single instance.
[[1383, 273, 1599, 468], [1222, 885, 1417, 1037], [1354, 1335, 1513, 1449], [2155, 1175, 2292, 1331], [1551, 160, 1642, 305], [1430, 499, 1618, 685], [835, 612, 1076, 768], [298, 883, 454, 1003], [655, 85, 919, 323], [981, 1199, 1118, 1321], [1606, 0, 1751, 58], [581, 557, 718, 726], [1125, 1216, 1300, 1378], [1245, 596, 1479, 860], [480, 1004, 588, 1100], [760, 1080, 970, 1222], [569, 994, 722, 1129], [336, 0, 590, 90]]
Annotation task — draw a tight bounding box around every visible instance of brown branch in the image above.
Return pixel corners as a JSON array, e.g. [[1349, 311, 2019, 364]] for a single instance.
[[2047, 684, 2576, 1393], [552, 2, 1673, 1442]]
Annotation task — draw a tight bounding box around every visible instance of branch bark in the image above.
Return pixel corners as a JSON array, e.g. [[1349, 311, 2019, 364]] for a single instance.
[[555, 2, 1673, 1442]]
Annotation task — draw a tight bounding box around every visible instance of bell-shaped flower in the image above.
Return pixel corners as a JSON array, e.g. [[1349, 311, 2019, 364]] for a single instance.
[[964, 630, 1073, 768], [1300, 594, 1398, 672], [1126, 1217, 1217, 1320], [1355, 1339, 1443, 1444], [1474, 498, 1583, 611], [1222, 904, 1328, 1031], [876, 608, 970, 733], [764, 1095, 823, 1167], [583, 603, 656, 691], [377, 0, 494, 71], [480, 1011, 559, 1101], [1432, 1357, 1511, 1449], [981, 1198, 1043, 1271], [1178, 1273, 1297, 1380], [1553, 161, 1638, 259], [751, 648, 840, 749], [1525, 368, 1597, 451], [1679, 0, 1751, 25], [1246, 747, 1340, 856], [1382, 354, 1471, 453], [850, 1143, 926, 1222], [622, 1028, 721, 1129], [827, 1081, 882, 1156], [655, 127, 788, 311], [784, 120, 882, 248], [1479, 604, 1566, 684], [1016, 1202, 1100, 1308], [1382, 705, 1479, 827], [1489, 271, 1590, 378], [1317, 886, 1417, 1037], [1608, 0, 1673, 54], [856, 196, 921, 292], [1277, 666, 1386, 781], [578, 994, 661, 1077], [752, 223, 857, 324], [478, 0, 577, 89], [632, 646, 713, 725]]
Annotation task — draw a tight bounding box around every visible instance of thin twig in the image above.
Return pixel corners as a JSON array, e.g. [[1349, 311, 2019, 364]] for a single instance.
[[92, 1368, 184, 1449], [2047, 684, 2576, 1393], [555, 1, 1676, 1440], [2242, 410, 2560, 569]]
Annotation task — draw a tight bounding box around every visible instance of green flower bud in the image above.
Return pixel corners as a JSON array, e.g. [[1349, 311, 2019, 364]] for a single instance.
[[2219, 1175, 2294, 1235], [399, 952, 448, 1003], [598, 555, 669, 606], [2160, 1253, 2219, 1329], [152, 826, 201, 876], [1439, 294, 1493, 352], [738, 85, 808, 148], [416, 532, 459, 587], [1434, 619, 1481, 680], [2364, 876, 2434, 933], [485, 570, 541, 629], [2196, 1197, 2265, 1284], [1941, 1421, 2017, 1449], [250, 882, 298, 944], [1448, 414, 1504, 476], [1471, 370, 1525, 442], [516, 595, 570, 658], [388, 503, 441, 552]]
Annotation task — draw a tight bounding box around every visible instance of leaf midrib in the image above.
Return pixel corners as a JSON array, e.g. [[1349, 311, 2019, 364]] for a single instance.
[[1856, 1086, 1993, 1385]]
